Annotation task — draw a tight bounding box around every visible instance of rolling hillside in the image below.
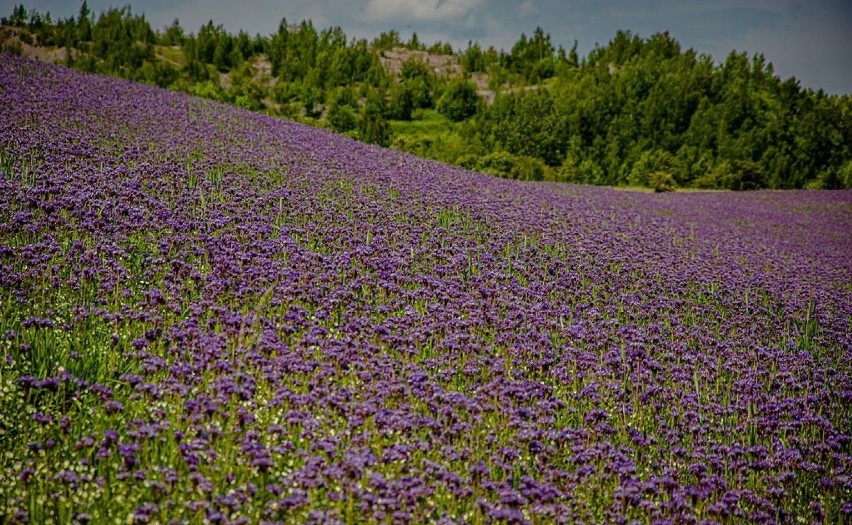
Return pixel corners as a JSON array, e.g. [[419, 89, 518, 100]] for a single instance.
[[1, 55, 850, 524]]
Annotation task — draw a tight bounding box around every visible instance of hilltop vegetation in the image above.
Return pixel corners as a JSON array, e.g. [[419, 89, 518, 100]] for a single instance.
[[2, 2, 850, 189]]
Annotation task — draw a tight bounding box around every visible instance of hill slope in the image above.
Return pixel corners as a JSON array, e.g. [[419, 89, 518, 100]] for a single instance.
[[3, 6, 850, 190], [1, 55, 850, 523]]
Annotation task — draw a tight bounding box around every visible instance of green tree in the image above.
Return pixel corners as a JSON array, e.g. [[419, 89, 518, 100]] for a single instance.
[[437, 78, 480, 122], [328, 103, 357, 133], [628, 149, 681, 187], [227, 63, 266, 111], [160, 18, 185, 46], [372, 30, 402, 51], [3, 4, 28, 26], [388, 82, 415, 120], [461, 41, 485, 73], [77, 0, 92, 42], [359, 90, 392, 146]]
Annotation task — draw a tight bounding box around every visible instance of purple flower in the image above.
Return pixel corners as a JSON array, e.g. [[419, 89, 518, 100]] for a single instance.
[[0, 52, 849, 525]]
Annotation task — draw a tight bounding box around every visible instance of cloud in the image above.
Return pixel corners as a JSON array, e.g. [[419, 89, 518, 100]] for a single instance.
[[362, 0, 484, 23]]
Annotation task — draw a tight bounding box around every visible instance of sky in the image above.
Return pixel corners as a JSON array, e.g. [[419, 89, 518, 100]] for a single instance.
[[13, 0, 852, 94]]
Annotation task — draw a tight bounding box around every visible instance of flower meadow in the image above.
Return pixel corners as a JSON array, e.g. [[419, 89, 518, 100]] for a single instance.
[[0, 54, 850, 524]]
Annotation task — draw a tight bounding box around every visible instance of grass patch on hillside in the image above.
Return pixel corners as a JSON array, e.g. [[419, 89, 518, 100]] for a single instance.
[[390, 110, 470, 164], [154, 45, 184, 67]]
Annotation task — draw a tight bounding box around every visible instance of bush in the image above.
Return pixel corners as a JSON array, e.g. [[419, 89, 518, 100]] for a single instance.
[[694, 160, 729, 189], [510, 155, 549, 181], [387, 83, 414, 120], [0, 39, 23, 56], [469, 151, 550, 181], [477, 151, 516, 177], [437, 78, 480, 122], [328, 103, 357, 132], [730, 161, 766, 190], [455, 154, 479, 170], [556, 155, 586, 183], [358, 108, 392, 147], [808, 160, 852, 189], [650, 171, 677, 192], [628, 149, 681, 187]]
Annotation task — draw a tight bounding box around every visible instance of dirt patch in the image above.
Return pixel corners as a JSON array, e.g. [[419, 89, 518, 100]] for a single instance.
[[379, 47, 504, 103], [154, 45, 183, 67], [379, 47, 461, 78], [219, 55, 277, 92], [1, 25, 75, 64]]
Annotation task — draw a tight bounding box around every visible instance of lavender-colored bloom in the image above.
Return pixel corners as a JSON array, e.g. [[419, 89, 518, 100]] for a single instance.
[[0, 53, 849, 524]]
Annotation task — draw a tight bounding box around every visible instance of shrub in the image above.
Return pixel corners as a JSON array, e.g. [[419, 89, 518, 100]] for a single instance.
[[510, 155, 549, 181], [650, 171, 677, 192], [477, 151, 516, 177], [358, 107, 392, 147], [437, 78, 480, 122], [328, 103, 357, 133], [455, 153, 479, 170]]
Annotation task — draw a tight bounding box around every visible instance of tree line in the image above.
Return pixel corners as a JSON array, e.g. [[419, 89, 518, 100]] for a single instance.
[[2, 3, 850, 189]]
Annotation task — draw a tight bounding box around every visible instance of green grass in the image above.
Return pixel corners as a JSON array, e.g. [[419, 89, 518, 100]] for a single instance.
[[389, 110, 470, 165], [154, 45, 184, 67], [390, 109, 455, 136]]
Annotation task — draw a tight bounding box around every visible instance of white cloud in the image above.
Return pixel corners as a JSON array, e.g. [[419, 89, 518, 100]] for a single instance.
[[362, 0, 484, 23]]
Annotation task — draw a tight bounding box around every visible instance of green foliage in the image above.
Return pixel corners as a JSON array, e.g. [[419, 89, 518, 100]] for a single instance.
[[268, 19, 318, 81], [301, 84, 322, 118], [480, 90, 566, 166], [837, 160, 852, 189], [726, 161, 766, 191], [2, 4, 29, 26], [694, 160, 766, 190], [628, 149, 681, 187], [159, 18, 184, 46], [397, 57, 436, 109], [359, 112, 391, 147], [371, 29, 402, 51], [187, 21, 241, 72], [436, 78, 480, 122], [139, 59, 178, 88], [471, 30, 850, 189], [359, 90, 392, 146], [460, 41, 486, 73], [387, 82, 415, 120], [508, 27, 558, 82], [478, 151, 515, 176], [328, 102, 357, 132], [463, 151, 551, 181], [271, 80, 298, 105], [400, 57, 432, 82], [510, 155, 551, 181], [455, 153, 479, 170], [649, 171, 677, 192], [89, 7, 156, 77], [389, 110, 471, 163], [226, 62, 267, 111], [428, 41, 454, 55]]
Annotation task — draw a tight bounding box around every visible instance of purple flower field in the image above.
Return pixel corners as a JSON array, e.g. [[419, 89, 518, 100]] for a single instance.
[[0, 54, 850, 524]]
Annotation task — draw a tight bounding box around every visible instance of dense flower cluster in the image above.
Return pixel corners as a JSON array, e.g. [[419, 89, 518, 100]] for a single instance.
[[0, 54, 850, 524]]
